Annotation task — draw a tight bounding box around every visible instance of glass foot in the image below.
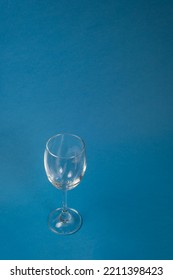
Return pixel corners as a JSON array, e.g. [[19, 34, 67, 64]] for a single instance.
[[48, 208, 82, 235]]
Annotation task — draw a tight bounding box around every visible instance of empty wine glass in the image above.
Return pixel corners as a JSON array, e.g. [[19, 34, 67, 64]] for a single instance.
[[44, 133, 86, 235]]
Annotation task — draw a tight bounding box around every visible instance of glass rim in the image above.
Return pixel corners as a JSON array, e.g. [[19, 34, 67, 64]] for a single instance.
[[45, 133, 86, 159]]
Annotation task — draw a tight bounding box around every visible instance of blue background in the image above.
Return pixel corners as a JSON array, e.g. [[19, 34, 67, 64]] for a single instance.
[[0, 0, 173, 260]]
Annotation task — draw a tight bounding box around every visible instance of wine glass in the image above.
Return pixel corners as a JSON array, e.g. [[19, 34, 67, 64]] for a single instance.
[[44, 133, 86, 235]]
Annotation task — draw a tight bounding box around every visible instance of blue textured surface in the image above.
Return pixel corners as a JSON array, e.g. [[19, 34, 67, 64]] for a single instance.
[[0, 0, 173, 259]]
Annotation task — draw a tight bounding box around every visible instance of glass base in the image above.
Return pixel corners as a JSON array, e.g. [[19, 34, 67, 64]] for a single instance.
[[48, 208, 82, 235]]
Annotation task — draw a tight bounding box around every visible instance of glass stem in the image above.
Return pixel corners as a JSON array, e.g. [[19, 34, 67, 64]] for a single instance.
[[60, 190, 70, 222], [62, 190, 68, 212]]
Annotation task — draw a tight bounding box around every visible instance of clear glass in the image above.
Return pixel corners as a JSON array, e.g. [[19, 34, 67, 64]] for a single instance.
[[44, 133, 86, 235]]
